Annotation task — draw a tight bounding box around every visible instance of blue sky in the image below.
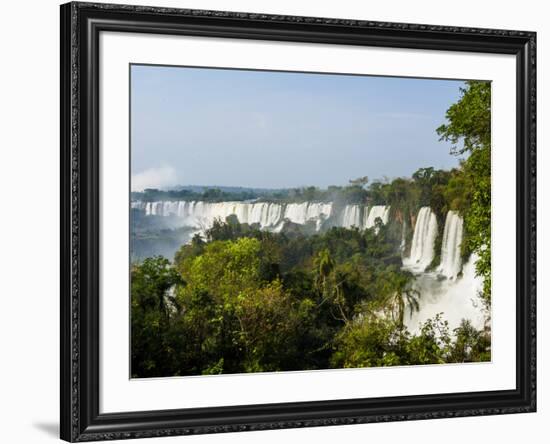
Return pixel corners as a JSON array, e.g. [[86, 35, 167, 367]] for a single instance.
[[130, 64, 465, 190]]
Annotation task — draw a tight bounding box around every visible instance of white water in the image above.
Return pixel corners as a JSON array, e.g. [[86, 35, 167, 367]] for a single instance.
[[134, 200, 332, 231], [133, 200, 394, 235], [403, 207, 438, 273], [404, 256, 486, 334], [341, 205, 362, 228], [437, 211, 464, 279], [399, 208, 486, 335], [364, 205, 390, 229]]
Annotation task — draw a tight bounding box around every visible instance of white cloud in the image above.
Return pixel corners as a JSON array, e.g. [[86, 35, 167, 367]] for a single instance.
[[131, 166, 179, 191]]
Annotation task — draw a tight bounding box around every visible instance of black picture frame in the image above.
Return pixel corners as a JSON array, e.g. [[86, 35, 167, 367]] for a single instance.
[[60, 2, 537, 442]]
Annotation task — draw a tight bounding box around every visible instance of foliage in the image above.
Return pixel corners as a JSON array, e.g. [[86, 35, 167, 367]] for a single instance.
[[449, 319, 491, 363], [437, 80, 491, 302], [332, 313, 489, 368], [437, 81, 491, 156], [130, 256, 183, 377], [331, 314, 452, 367], [131, 217, 490, 377], [349, 176, 369, 187]]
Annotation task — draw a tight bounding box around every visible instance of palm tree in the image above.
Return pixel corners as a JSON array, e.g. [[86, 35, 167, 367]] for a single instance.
[[312, 249, 345, 322], [381, 270, 420, 330], [313, 248, 334, 297]]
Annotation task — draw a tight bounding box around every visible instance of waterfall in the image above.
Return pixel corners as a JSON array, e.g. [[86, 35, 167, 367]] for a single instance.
[[404, 255, 485, 334], [364, 205, 390, 229], [403, 207, 438, 273], [399, 209, 483, 337], [437, 211, 464, 279], [305, 203, 333, 230], [342, 205, 362, 228], [139, 200, 333, 232], [134, 200, 394, 237], [131, 201, 146, 210], [284, 202, 332, 227]]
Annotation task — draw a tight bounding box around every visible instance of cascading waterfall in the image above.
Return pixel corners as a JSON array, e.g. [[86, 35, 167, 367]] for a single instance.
[[341, 205, 362, 228], [404, 255, 485, 334], [398, 207, 484, 335], [134, 200, 336, 232], [364, 205, 390, 229], [437, 211, 464, 279], [403, 207, 438, 273], [284, 202, 333, 227], [132, 200, 394, 235]]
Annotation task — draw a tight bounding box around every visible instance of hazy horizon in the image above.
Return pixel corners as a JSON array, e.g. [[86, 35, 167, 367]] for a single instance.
[[131, 64, 465, 191]]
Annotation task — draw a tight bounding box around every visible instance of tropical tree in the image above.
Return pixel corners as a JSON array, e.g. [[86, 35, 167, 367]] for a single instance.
[[437, 80, 491, 303], [349, 176, 369, 188], [313, 248, 334, 298], [369, 266, 419, 330], [130, 256, 183, 377]]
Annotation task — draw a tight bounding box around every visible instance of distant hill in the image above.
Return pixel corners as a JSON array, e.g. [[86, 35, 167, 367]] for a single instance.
[[131, 183, 371, 205], [166, 185, 288, 195], [131, 185, 289, 203]]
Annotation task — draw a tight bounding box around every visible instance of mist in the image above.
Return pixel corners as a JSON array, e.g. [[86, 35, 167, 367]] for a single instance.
[[131, 165, 179, 192]]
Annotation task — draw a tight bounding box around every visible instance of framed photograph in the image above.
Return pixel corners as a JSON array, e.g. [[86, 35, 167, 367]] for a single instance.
[[60, 2, 536, 441]]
